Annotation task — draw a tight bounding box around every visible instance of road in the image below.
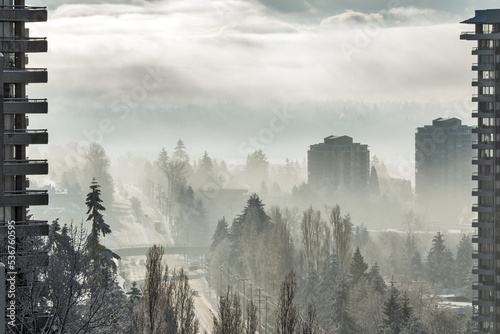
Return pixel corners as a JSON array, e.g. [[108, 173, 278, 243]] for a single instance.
[[105, 185, 217, 333]]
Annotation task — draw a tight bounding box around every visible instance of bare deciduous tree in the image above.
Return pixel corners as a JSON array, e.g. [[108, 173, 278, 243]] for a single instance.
[[276, 271, 301, 334]]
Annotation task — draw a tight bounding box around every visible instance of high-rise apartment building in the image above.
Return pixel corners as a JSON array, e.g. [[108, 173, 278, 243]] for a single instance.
[[415, 117, 473, 221], [461, 9, 500, 333], [308, 135, 369, 190], [0, 2, 48, 234]]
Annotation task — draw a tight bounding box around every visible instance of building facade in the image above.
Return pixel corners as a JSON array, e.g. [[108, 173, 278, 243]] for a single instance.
[[461, 9, 500, 333], [415, 117, 473, 221], [308, 135, 369, 191], [0, 3, 48, 330], [0, 2, 48, 233]]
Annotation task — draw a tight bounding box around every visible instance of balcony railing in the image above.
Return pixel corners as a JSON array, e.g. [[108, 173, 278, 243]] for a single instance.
[[4, 98, 48, 114], [4, 129, 48, 145], [0, 5, 47, 22], [0, 37, 47, 52], [1, 189, 48, 206], [3, 68, 47, 83], [4, 159, 48, 175]]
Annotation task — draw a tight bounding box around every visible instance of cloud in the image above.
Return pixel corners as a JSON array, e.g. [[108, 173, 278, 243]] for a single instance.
[[321, 10, 383, 27], [24, 0, 476, 157]]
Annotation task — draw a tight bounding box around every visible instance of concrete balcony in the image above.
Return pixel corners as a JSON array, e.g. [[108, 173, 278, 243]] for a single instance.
[[472, 204, 495, 213], [0, 220, 48, 236], [0, 190, 48, 206], [472, 110, 495, 118], [472, 78, 495, 86], [472, 220, 494, 228], [3, 68, 47, 83], [472, 94, 495, 103], [472, 127, 495, 134], [472, 252, 495, 260], [472, 47, 495, 55], [473, 188, 495, 197], [473, 142, 495, 150], [4, 129, 48, 145], [0, 6, 47, 22], [473, 157, 494, 165], [472, 172, 494, 181], [4, 98, 47, 114], [472, 63, 495, 71], [0, 37, 46, 53], [472, 235, 494, 243], [472, 297, 495, 306], [4, 159, 48, 175], [472, 282, 495, 291], [461, 31, 500, 40]]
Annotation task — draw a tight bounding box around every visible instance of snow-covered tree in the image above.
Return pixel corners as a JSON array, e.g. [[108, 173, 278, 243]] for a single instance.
[[127, 281, 142, 305], [211, 217, 230, 252], [455, 234, 473, 288], [368, 262, 387, 295], [426, 232, 453, 286], [85, 178, 120, 273], [381, 279, 403, 334], [296, 265, 319, 317], [350, 247, 368, 285], [330, 273, 357, 333]]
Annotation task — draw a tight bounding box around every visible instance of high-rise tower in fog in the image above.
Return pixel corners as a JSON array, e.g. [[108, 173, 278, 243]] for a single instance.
[[308, 135, 369, 191], [461, 9, 500, 333], [415, 117, 473, 222]]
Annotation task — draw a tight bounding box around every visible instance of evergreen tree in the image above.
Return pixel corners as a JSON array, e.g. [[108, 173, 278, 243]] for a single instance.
[[353, 224, 370, 250], [85, 178, 120, 272], [455, 234, 473, 287], [199, 151, 213, 174], [211, 217, 230, 252], [230, 194, 271, 242], [426, 232, 453, 286], [401, 291, 412, 328], [173, 139, 190, 163], [409, 251, 424, 282], [368, 263, 387, 295], [126, 281, 142, 305], [316, 254, 341, 327], [350, 247, 368, 285], [381, 279, 403, 334], [330, 273, 357, 334], [369, 166, 380, 196], [296, 265, 320, 317], [83, 142, 114, 204], [244, 150, 269, 185]]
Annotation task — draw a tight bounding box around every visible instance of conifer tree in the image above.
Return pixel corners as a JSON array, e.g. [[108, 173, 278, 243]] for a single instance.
[[350, 247, 368, 285], [381, 279, 403, 334], [211, 217, 230, 252], [368, 263, 386, 295], [85, 178, 120, 272], [330, 273, 357, 334], [455, 234, 473, 287], [127, 282, 142, 305]]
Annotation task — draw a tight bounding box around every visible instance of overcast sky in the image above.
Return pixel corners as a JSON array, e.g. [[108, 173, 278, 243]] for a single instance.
[[24, 0, 498, 177]]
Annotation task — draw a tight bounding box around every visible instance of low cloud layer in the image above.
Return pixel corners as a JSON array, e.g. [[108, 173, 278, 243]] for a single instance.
[[24, 0, 478, 162]]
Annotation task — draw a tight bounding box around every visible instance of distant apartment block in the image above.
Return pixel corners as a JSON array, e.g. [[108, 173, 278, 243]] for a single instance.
[[415, 117, 473, 220], [308, 135, 369, 191]]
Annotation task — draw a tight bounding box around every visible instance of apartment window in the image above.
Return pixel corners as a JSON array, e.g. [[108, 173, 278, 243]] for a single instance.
[[479, 55, 494, 64], [481, 70, 495, 79], [481, 86, 495, 95], [480, 39, 494, 49], [483, 24, 493, 34]]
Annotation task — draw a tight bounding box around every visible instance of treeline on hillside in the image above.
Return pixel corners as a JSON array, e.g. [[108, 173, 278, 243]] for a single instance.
[[207, 194, 473, 334]]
